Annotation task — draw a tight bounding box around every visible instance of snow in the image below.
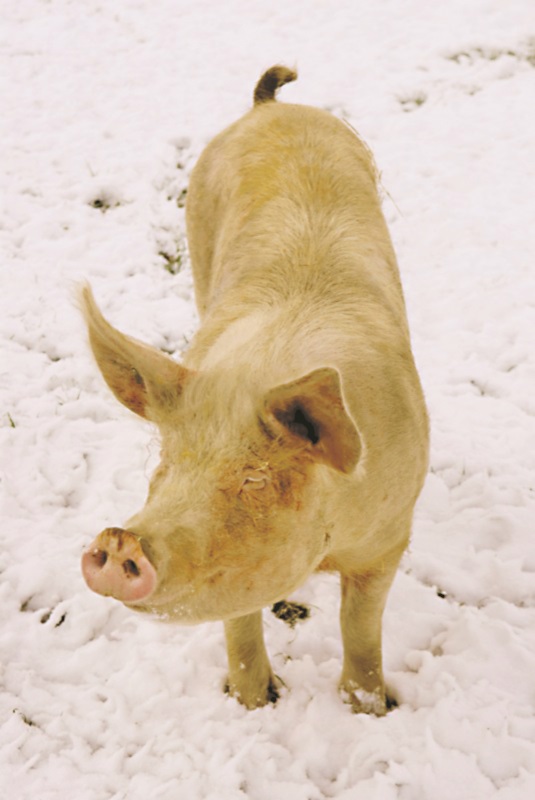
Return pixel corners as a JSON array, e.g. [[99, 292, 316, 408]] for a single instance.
[[1, 0, 535, 797]]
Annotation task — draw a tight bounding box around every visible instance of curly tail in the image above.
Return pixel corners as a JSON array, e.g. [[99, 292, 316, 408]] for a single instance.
[[253, 65, 298, 105]]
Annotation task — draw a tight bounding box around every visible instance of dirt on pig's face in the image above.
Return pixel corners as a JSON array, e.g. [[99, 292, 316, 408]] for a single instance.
[[122, 375, 328, 623]]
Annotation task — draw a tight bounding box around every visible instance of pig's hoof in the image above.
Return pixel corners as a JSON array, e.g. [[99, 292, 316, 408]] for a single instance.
[[340, 681, 388, 716], [224, 675, 280, 709], [271, 600, 310, 628]]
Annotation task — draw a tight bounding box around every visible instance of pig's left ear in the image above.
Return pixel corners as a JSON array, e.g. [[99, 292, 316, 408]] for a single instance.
[[264, 367, 361, 474], [79, 284, 190, 420]]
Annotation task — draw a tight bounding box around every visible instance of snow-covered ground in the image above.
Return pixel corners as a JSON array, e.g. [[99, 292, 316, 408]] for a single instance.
[[1, 0, 535, 797]]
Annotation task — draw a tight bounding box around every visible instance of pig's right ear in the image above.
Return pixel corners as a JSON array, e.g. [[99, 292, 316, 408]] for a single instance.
[[79, 284, 190, 419]]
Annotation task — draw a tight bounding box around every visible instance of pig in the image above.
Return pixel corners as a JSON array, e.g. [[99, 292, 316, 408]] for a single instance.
[[80, 65, 429, 714]]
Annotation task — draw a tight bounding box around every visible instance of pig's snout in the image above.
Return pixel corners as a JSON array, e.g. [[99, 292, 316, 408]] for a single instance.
[[81, 527, 157, 603]]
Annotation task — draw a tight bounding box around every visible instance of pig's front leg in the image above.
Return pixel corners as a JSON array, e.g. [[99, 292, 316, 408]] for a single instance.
[[339, 546, 405, 715], [224, 611, 279, 708]]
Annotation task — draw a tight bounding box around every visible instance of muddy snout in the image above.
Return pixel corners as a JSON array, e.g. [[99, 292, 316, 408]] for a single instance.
[[81, 527, 157, 603]]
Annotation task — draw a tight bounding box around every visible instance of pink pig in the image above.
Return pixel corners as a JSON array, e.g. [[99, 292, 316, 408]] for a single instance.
[[81, 66, 429, 713]]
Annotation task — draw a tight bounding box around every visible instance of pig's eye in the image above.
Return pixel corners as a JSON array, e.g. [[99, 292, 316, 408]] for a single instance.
[[241, 473, 271, 492]]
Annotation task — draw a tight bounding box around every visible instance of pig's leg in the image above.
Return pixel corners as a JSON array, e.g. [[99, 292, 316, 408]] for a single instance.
[[339, 544, 405, 715], [224, 612, 279, 708]]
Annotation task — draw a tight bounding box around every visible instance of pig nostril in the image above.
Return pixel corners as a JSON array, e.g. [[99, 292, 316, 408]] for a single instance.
[[123, 559, 140, 578], [93, 550, 108, 568]]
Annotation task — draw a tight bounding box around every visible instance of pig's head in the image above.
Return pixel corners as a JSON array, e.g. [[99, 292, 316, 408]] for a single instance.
[[80, 286, 361, 623]]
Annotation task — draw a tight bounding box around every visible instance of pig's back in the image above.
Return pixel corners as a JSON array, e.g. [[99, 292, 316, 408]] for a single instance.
[[185, 100, 428, 508], [186, 102, 403, 320]]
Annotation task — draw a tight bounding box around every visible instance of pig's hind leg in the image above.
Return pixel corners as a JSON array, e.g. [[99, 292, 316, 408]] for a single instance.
[[224, 611, 279, 708]]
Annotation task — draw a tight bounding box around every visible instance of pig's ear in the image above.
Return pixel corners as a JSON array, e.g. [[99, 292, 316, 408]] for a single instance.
[[264, 367, 361, 474], [79, 284, 190, 419]]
